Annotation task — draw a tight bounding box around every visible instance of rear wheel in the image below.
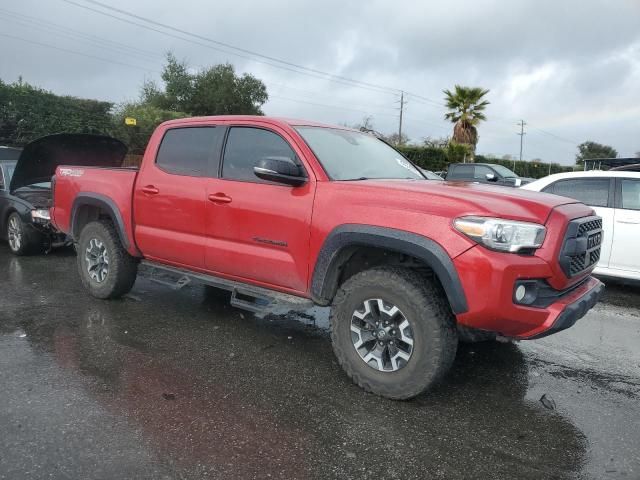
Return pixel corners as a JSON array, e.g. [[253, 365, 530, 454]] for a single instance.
[[6, 212, 41, 255], [77, 220, 138, 299], [330, 267, 457, 400]]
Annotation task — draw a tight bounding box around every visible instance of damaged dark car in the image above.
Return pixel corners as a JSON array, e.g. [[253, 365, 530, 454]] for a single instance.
[[0, 134, 127, 255]]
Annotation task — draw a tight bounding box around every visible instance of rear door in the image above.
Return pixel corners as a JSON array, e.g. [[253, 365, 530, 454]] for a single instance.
[[133, 126, 223, 269], [609, 178, 640, 273], [542, 177, 614, 267], [204, 125, 315, 293]]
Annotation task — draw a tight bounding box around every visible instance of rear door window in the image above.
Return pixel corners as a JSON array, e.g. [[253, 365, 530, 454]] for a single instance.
[[156, 127, 223, 177], [620, 179, 640, 210], [544, 178, 610, 207], [447, 165, 474, 179]]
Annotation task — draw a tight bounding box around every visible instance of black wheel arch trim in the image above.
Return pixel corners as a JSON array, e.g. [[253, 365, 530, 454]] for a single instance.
[[311, 224, 468, 314], [70, 192, 133, 252]]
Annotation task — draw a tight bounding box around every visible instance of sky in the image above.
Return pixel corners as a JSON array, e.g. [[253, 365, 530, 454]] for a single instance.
[[0, 0, 639, 165]]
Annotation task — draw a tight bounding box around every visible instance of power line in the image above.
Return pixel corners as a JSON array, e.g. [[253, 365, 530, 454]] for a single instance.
[[0, 32, 159, 73], [529, 126, 578, 145], [60, 0, 399, 96], [0, 7, 162, 60]]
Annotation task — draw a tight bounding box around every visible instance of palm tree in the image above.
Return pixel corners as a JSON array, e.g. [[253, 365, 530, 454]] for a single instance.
[[443, 85, 490, 157]]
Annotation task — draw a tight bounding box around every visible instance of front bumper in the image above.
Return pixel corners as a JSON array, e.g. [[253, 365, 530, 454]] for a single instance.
[[526, 278, 604, 339], [453, 245, 604, 339]]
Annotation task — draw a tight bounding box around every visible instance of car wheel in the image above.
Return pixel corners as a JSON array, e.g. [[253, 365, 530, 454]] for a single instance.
[[330, 266, 457, 400], [77, 220, 138, 299], [6, 212, 38, 256]]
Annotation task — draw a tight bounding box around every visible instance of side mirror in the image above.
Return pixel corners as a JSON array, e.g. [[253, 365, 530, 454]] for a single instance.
[[254, 156, 307, 187], [485, 173, 498, 182]]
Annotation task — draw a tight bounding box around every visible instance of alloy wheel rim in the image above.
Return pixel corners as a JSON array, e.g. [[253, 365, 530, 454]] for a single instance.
[[7, 217, 21, 251], [350, 298, 414, 372], [85, 238, 109, 283]]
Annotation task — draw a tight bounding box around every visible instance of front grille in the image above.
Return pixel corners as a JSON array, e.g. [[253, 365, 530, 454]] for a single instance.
[[559, 216, 602, 277]]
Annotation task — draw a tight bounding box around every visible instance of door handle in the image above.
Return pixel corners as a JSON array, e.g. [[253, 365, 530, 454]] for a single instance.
[[141, 185, 159, 195], [208, 193, 232, 204]]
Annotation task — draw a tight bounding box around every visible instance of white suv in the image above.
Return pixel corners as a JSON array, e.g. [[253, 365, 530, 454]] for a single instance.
[[523, 171, 640, 281]]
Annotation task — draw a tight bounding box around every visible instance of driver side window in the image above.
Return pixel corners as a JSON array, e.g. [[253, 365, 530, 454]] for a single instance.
[[0, 167, 5, 190], [473, 165, 493, 180], [222, 127, 300, 183]]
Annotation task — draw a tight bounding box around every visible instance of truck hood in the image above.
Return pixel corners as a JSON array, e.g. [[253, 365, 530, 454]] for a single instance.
[[10, 134, 127, 192], [344, 179, 582, 224]]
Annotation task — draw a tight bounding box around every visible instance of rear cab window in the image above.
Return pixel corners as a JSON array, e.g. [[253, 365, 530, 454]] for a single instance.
[[155, 127, 223, 177]]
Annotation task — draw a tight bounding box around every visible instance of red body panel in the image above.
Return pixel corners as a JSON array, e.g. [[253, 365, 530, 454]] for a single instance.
[[51, 167, 139, 256], [52, 115, 603, 339]]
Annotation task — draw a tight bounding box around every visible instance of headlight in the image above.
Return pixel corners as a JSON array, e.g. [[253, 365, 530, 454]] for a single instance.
[[31, 209, 51, 221], [454, 216, 546, 253]]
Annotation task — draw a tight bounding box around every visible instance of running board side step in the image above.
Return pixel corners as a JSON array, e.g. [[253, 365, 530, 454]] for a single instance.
[[142, 261, 314, 315]]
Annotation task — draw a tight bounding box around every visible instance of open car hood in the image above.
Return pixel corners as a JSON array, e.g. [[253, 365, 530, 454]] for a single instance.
[[10, 133, 127, 191]]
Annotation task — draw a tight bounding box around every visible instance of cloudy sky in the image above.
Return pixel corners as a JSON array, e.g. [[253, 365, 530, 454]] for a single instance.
[[1, 0, 639, 164]]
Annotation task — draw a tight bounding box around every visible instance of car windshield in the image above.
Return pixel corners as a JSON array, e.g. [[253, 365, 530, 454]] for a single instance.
[[295, 127, 423, 181], [491, 165, 517, 178]]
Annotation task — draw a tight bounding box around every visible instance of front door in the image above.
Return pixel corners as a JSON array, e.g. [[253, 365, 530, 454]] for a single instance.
[[204, 126, 315, 293], [133, 126, 223, 269], [609, 178, 640, 273]]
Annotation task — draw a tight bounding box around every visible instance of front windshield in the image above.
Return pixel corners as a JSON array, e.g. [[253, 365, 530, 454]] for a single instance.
[[491, 165, 517, 178], [295, 127, 424, 181]]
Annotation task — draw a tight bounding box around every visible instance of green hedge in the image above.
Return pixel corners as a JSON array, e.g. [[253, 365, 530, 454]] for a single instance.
[[397, 145, 574, 179]]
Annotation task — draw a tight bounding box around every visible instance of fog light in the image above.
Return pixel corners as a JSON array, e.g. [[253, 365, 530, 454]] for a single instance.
[[513, 280, 540, 306]]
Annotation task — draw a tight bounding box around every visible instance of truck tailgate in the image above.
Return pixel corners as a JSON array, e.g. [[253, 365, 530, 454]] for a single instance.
[[52, 166, 139, 255]]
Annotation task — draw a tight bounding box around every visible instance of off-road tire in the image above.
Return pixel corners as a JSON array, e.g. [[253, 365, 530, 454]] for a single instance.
[[6, 212, 42, 256], [330, 267, 457, 400], [77, 220, 138, 299], [457, 325, 497, 343]]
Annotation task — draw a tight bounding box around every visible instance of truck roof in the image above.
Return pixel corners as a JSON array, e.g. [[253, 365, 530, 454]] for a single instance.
[[160, 115, 356, 131]]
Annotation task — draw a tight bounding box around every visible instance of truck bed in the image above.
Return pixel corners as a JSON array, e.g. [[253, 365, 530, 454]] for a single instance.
[[52, 166, 139, 256]]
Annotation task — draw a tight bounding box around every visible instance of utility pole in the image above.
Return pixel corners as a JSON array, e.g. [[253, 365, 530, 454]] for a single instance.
[[397, 91, 406, 146], [516, 120, 527, 171]]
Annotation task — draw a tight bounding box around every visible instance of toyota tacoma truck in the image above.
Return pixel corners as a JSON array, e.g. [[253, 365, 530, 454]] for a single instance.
[[51, 116, 604, 399]]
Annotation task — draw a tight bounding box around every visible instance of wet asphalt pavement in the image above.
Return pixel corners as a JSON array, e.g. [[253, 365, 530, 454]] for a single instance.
[[1, 245, 639, 480]]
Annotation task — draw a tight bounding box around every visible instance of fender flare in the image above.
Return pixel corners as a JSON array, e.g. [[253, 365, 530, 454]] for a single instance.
[[310, 224, 468, 314], [70, 192, 131, 250]]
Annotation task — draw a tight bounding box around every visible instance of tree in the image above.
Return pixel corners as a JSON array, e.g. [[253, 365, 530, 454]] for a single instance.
[[110, 103, 189, 155], [384, 132, 410, 146], [575, 141, 618, 165], [443, 85, 490, 157], [423, 136, 449, 149], [143, 53, 268, 116], [0, 78, 112, 146]]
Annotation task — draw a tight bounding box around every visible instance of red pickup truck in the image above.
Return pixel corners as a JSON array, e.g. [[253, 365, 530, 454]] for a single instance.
[[52, 116, 604, 399]]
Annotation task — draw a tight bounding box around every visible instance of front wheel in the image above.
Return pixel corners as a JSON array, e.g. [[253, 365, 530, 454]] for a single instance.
[[330, 267, 457, 400], [77, 220, 138, 299], [6, 212, 41, 256]]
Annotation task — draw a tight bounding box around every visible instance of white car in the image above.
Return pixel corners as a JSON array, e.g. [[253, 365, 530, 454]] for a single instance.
[[523, 171, 640, 281]]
